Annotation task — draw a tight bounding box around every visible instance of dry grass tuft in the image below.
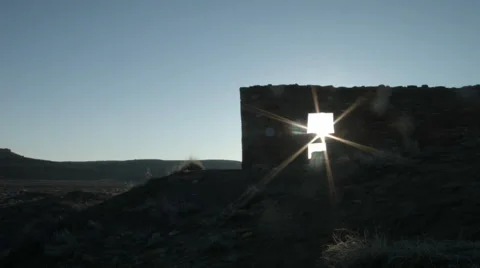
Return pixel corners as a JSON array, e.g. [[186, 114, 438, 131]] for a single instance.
[[171, 157, 205, 174], [322, 229, 480, 268]]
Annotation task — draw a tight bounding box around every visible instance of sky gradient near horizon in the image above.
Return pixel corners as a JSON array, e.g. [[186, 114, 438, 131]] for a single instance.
[[1, 0, 479, 161]]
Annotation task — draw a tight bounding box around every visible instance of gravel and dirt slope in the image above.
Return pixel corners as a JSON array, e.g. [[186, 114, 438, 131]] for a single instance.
[[2, 138, 480, 267]]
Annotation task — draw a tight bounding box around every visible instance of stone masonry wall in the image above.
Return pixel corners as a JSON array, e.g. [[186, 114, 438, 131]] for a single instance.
[[240, 84, 480, 170]]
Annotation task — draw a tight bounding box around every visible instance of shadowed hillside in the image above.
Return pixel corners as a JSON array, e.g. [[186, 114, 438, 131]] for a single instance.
[[0, 149, 241, 181], [2, 133, 480, 267]]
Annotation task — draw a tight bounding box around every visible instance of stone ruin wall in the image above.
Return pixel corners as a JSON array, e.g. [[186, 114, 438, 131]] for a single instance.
[[240, 84, 480, 170]]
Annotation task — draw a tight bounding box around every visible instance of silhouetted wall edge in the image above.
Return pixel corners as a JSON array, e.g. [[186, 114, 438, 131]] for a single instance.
[[240, 84, 480, 170]]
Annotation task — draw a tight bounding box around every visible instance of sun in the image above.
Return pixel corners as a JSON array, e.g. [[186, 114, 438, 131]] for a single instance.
[[307, 112, 335, 136], [307, 112, 335, 159]]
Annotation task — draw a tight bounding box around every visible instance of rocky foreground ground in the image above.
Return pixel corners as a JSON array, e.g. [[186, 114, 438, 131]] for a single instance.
[[1, 142, 480, 267]]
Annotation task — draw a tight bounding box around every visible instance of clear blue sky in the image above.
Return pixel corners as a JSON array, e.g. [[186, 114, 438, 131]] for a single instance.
[[1, 0, 479, 161]]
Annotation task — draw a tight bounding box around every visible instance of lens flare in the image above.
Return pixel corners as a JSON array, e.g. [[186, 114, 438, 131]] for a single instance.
[[220, 88, 378, 224]]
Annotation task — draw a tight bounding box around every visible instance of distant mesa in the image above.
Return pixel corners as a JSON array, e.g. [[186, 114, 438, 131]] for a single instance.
[[0, 148, 16, 158], [0, 148, 241, 181], [0, 149, 27, 162]]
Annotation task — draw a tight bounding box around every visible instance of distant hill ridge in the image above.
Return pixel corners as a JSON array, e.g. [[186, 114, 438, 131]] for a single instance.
[[0, 148, 241, 181], [0, 148, 22, 158]]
